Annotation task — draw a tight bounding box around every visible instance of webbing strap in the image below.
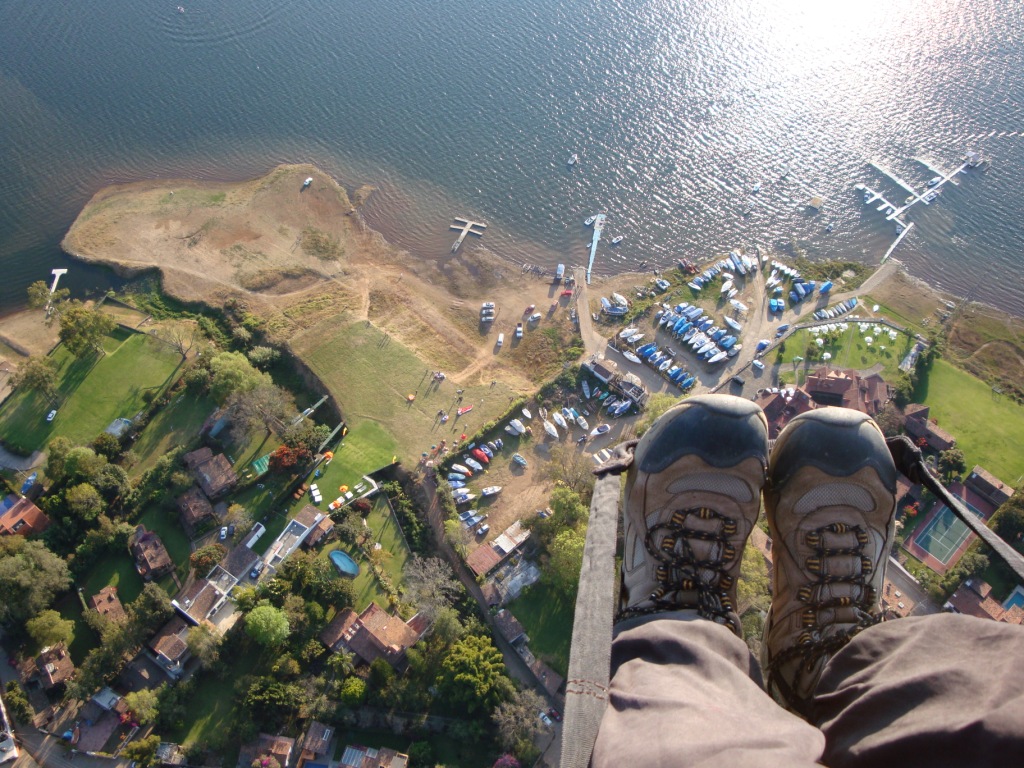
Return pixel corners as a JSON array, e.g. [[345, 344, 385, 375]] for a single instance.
[[886, 435, 1024, 582], [560, 441, 636, 768]]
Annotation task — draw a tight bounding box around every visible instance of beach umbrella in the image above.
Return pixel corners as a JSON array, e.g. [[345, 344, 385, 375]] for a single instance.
[[822, 352, 832, 360], [323, 451, 334, 460], [815, 338, 824, 347], [340, 485, 348, 492], [865, 337, 873, 345], [872, 304, 880, 312]]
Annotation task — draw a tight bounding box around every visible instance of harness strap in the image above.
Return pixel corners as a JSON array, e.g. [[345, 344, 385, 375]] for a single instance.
[[886, 435, 1024, 582], [560, 440, 636, 768]]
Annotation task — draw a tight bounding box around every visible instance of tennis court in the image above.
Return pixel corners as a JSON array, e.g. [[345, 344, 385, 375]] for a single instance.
[[911, 500, 985, 566]]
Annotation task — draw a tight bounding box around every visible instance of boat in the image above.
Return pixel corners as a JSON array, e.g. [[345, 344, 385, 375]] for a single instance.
[[727, 288, 738, 299], [562, 407, 574, 421], [688, 281, 702, 291], [619, 326, 639, 339], [447, 472, 467, 481], [512, 453, 528, 468], [708, 351, 728, 363], [721, 280, 734, 294], [538, 406, 547, 419], [577, 415, 589, 430], [504, 424, 519, 435], [521, 408, 532, 420], [568, 153, 579, 166], [724, 316, 742, 332], [626, 332, 644, 344], [605, 305, 629, 316], [730, 299, 748, 312], [582, 380, 591, 399], [471, 448, 489, 464], [590, 424, 610, 438], [510, 419, 526, 434], [494, 438, 504, 449], [585, 215, 596, 226], [457, 405, 474, 416], [451, 464, 472, 476], [600, 297, 612, 311], [610, 400, 631, 417], [698, 341, 717, 355], [552, 411, 568, 429], [481, 486, 502, 497], [658, 359, 672, 372], [598, 391, 609, 400], [543, 420, 559, 438], [454, 493, 477, 505], [302, 177, 313, 188], [448, 480, 465, 490], [463, 457, 484, 472], [478, 444, 493, 458], [751, 181, 761, 194], [611, 235, 624, 244], [611, 292, 629, 307], [604, 397, 620, 411], [486, 441, 498, 452]]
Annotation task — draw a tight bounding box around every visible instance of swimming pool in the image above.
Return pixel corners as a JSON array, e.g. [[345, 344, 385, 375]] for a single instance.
[[1003, 585, 1024, 611], [329, 549, 360, 577]]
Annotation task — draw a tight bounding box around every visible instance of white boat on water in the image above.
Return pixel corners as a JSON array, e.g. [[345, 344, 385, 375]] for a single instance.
[[611, 292, 629, 307], [568, 153, 579, 166], [521, 408, 532, 420], [619, 326, 639, 339], [543, 420, 559, 438], [623, 351, 642, 364], [585, 215, 596, 226], [590, 424, 610, 438], [611, 235, 624, 244], [724, 316, 742, 332], [552, 411, 568, 429], [577, 415, 589, 430]]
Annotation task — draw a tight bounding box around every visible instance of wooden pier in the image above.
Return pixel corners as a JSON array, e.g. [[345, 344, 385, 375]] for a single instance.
[[914, 156, 960, 186], [881, 222, 914, 263], [854, 183, 908, 229], [887, 160, 968, 220], [449, 217, 487, 253], [586, 213, 606, 284]]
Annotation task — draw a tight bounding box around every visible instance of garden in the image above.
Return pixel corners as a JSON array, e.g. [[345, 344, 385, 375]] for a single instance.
[[773, 321, 915, 385]]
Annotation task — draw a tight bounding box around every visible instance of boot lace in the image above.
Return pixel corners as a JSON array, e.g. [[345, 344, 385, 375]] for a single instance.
[[618, 507, 742, 634]]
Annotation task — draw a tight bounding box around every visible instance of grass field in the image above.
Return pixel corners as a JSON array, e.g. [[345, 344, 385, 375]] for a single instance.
[[0, 330, 183, 454], [331, 727, 496, 768], [774, 322, 914, 385], [54, 591, 101, 664], [292, 319, 518, 464], [130, 391, 216, 476], [318, 494, 411, 612], [918, 359, 1024, 483], [507, 580, 574, 676]]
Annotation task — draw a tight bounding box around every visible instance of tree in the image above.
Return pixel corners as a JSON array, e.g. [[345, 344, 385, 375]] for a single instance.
[[436, 634, 514, 714], [268, 444, 312, 473], [62, 446, 108, 485], [541, 442, 596, 499], [246, 604, 290, 647], [326, 651, 355, 680], [190, 544, 227, 575], [492, 688, 545, 751], [247, 346, 280, 370], [337, 676, 367, 708], [92, 463, 133, 508], [403, 556, 461, 620], [282, 421, 332, 454], [873, 402, 905, 438], [121, 734, 161, 768], [27, 279, 68, 310], [91, 432, 123, 461], [186, 623, 223, 667], [992, 496, 1024, 542], [58, 301, 116, 357], [225, 503, 253, 531], [493, 755, 522, 768], [4, 681, 33, 723], [26, 609, 75, 649], [65, 482, 106, 521], [209, 351, 271, 404], [45, 436, 74, 482], [546, 527, 586, 594], [153, 320, 198, 358], [11, 356, 59, 402], [124, 687, 161, 725], [938, 448, 966, 481], [0, 537, 72, 627], [226, 382, 292, 440], [240, 677, 303, 730]]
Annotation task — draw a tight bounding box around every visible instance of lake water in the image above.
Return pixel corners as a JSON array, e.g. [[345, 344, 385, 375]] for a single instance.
[[2, 0, 1023, 314]]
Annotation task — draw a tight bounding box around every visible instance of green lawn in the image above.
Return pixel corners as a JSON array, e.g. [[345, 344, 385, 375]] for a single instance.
[[292, 319, 519, 465], [130, 391, 216, 476], [507, 581, 574, 677], [54, 590, 101, 664], [774, 323, 913, 385], [318, 494, 411, 612], [80, 554, 146, 606], [0, 330, 183, 454], [331, 727, 497, 768], [918, 359, 1024, 483]]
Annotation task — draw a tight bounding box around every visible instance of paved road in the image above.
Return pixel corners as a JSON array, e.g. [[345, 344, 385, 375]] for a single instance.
[[0, 445, 44, 472], [886, 556, 941, 616]]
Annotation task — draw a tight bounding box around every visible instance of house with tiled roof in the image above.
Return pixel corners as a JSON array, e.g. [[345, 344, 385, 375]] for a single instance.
[[172, 578, 227, 626], [177, 486, 217, 537], [130, 525, 174, 580], [337, 744, 407, 768], [493, 609, 527, 646], [296, 721, 333, 768], [903, 404, 956, 452], [0, 495, 51, 536], [22, 642, 75, 691], [752, 388, 816, 440], [304, 517, 335, 549], [148, 616, 192, 679], [944, 579, 1024, 625], [238, 734, 295, 768], [184, 448, 238, 500], [965, 466, 1013, 509], [89, 586, 127, 623], [803, 368, 891, 416], [320, 602, 424, 668]]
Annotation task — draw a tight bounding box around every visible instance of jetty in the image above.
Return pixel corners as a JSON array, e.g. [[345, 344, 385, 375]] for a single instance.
[[854, 184, 909, 229], [586, 213, 606, 284], [869, 160, 917, 196], [449, 217, 487, 253], [881, 222, 914, 263], [887, 160, 968, 220]]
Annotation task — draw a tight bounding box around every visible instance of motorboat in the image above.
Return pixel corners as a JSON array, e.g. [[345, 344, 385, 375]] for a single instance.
[[623, 351, 642, 364], [481, 486, 502, 497], [447, 472, 467, 481], [577, 415, 589, 430], [454, 493, 477, 505], [585, 215, 596, 226], [543, 420, 559, 438], [721, 280, 733, 294], [463, 456, 484, 472], [448, 480, 465, 490], [568, 153, 579, 166], [589, 424, 610, 438], [611, 292, 629, 307], [552, 411, 568, 429], [478, 444, 493, 458], [521, 408, 532, 420], [611, 235, 624, 244], [658, 359, 673, 372], [510, 418, 526, 434], [451, 464, 472, 476], [724, 316, 742, 332], [471, 448, 490, 464], [512, 453, 528, 468], [708, 351, 728, 363]]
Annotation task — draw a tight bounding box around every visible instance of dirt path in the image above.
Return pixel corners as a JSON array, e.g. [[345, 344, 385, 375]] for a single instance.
[[0, 444, 44, 472], [574, 266, 607, 359]]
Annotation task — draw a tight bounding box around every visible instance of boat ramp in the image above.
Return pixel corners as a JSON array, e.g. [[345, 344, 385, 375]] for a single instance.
[[449, 217, 487, 253], [586, 213, 606, 284]]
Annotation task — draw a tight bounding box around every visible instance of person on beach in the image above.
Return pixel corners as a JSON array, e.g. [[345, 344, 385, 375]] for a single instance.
[[591, 395, 1024, 767]]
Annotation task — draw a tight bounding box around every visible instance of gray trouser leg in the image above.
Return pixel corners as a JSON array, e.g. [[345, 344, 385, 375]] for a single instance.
[[592, 612, 826, 768], [814, 613, 1024, 768]]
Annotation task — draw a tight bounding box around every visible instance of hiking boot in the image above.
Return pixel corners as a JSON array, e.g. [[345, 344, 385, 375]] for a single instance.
[[618, 394, 769, 634], [762, 407, 897, 714]]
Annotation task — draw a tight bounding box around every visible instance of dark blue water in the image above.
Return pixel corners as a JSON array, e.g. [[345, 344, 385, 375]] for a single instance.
[[2, 0, 1023, 314]]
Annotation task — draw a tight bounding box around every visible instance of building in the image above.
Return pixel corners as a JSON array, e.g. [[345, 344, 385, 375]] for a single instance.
[[266, 506, 324, 569], [493, 609, 527, 646], [753, 388, 816, 440], [320, 602, 424, 668], [172, 578, 228, 626], [964, 466, 1013, 509], [903, 404, 957, 452], [177, 486, 217, 536], [803, 368, 891, 417], [130, 525, 175, 580], [304, 517, 335, 549], [184, 447, 238, 500], [89, 586, 127, 623], [0, 495, 51, 536], [296, 721, 333, 768], [239, 734, 296, 768], [148, 616, 192, 679], [22, 643, 75, 691], [466, 520, 532, 577], [944, 579, 1024, 625], [337, 745, 407, 768]]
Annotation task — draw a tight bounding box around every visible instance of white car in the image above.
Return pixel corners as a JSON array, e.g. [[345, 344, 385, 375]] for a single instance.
[[752, 360, 765, 370], [539, 712, 553, 727], [481, 302, 495, 310], [46, 409, 57, 422]]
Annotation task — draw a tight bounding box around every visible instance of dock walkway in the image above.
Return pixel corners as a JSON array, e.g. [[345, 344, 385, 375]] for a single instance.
[[449, 217, 486, 253], [585, 213, 606, 284]]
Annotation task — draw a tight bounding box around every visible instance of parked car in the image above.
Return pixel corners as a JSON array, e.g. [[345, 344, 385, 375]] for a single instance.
[[547, 707, 562, 722], [219, 526, 228, 541], [250, 561, 266, 580], [476, 523, 490, 536], [227, 523, 236, 537], [46, 409, 57, 422], [539, 712, 553, 727]]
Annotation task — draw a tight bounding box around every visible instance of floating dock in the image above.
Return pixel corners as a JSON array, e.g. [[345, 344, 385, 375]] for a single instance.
[[586, 213, 606, 284], [881, 222, 914, 263], [869, 160, 917, 195], [854, 183, 908, 229], [914, 156, 960, 186], [449, 217, 487, 253], [887, 161, 968, 220]]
